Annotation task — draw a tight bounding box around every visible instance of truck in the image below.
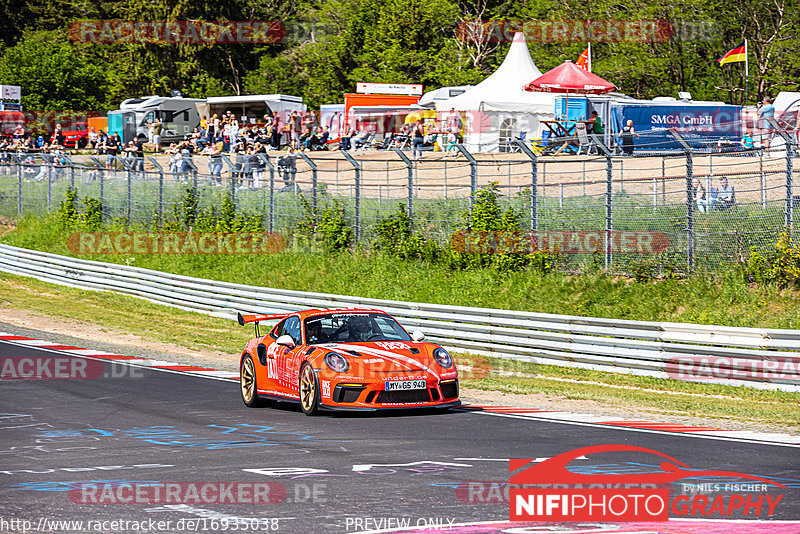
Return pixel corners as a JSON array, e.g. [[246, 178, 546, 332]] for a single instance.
[[108, 95, 205, 144]]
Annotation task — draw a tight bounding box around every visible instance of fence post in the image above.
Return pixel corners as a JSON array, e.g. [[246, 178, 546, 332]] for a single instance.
[[605, 155, 613, 269], [455, 144, 477, 213], [341, 150, 361, 242], [514, 139, 538, 230], [686, 151, 695, 271], [47, 156, 53, 212], [16, 156, 22, 215], [768, 121, 796, 232], [114, 156, 134, 225], [90, 157, 105, 222], [67, 157, 75, 190], [590, 135, 613, 269], [669, 130, 695, 272], [760, 149, 766, 208], [298, 152, 319, 213], [393, 148, 414, 229], [148, 157, 164, 225]]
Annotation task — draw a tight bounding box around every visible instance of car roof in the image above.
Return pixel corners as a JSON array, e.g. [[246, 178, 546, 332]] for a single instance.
[[297, 308, 390, 319]]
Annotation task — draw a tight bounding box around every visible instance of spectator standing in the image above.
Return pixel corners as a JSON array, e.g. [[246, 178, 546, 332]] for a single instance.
[[52, 124, 65, 148], [619, 119, 638, 155], [411, 119, 425, 161], [133, 137, 145, 176], [230, 119, 240, 150], [270, 111, 282, 149], [278, 147, 297, 192], [105, 133, 119, 170], [152, 119, 163, 151], [757, 97, 775, 149], [202, 143, 223, 185], [88, 127, 98, 149]]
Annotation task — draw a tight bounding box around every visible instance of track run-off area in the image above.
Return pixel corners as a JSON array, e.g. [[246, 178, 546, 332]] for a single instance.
[[1, 334, 799, 534]]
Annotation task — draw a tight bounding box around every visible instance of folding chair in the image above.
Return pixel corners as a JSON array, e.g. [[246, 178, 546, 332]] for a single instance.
[[575, 123, 590, 155]]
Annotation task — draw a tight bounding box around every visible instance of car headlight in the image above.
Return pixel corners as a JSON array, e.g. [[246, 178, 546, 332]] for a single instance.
[[324, 352, 349, 373], [433, 348, 452, 368]]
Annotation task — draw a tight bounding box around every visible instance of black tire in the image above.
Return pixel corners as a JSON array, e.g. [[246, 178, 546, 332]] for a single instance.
[[298, 362, 320, 416], [240, 354, 265, 407], [77, 137, 88, 149]]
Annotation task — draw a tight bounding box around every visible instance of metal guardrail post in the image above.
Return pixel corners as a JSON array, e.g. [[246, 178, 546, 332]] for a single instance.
[[392, 148, 414, 228], [298, 152, 319, 213], [669, 129, 695, 272], [455, 144, 477, 212], [148, 157, 164, 224], [513, 139, 538, 231], [341, 151, 361, 242]]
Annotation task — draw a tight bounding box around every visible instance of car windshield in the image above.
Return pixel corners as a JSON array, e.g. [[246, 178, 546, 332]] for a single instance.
[[304, 313, 411, 345]]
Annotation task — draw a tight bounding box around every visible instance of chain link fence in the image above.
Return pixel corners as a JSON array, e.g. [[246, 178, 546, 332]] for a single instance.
[[0, 137, 796, 276]]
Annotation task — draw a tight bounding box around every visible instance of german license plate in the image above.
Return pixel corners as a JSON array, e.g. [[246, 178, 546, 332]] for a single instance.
[[385, 379, 426, 391]]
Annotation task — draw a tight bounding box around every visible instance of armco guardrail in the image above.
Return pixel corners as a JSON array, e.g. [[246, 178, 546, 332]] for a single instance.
[[1, 243, 798, 392]]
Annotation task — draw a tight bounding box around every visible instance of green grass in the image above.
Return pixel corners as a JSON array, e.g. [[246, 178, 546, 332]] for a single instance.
[[458, 355, 800, 430], [0, 171, 793, 275], [3, 214, 800, 329]]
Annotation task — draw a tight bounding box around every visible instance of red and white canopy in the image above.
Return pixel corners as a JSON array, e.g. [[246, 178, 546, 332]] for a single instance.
[[524, 61, 615, 94]]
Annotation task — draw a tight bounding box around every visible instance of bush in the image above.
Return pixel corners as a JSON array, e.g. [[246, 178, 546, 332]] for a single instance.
[[295, 194, 352, 252], [57, 187, 80, 229], [375, 204, 440, 262], [58, 187, 104, 230], [744, 232, 800, 287]]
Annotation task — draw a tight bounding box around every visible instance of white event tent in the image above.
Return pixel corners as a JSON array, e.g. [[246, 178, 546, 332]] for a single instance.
[[435, 32, 555, 152]]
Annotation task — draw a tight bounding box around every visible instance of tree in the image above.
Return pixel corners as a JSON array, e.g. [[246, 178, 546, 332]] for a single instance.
[[0, 30, 112, 110]]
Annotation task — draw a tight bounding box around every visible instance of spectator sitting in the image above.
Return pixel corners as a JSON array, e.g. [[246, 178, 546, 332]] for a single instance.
[[314, 128, 330, 150], [740, 128, 755, 150], [715, 177, 735, 210], [692, 178, 708, 213], [351, 127, 370, 149], [340, 125, 354, 151]]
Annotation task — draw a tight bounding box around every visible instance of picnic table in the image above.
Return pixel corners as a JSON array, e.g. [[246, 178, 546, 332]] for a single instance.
[[541, 120, 593, 155]]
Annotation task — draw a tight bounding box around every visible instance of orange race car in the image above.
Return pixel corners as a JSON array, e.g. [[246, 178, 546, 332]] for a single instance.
[[237, 308, 460, 415]]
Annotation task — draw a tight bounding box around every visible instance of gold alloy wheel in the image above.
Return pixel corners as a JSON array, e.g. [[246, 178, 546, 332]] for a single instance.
[[241, 357, 256, 405], [299, 363, 318, 414]]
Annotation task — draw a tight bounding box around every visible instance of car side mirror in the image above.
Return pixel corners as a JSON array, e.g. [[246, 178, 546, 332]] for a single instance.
[[411, 330, 425, 342], [276, 334, 295, 347]]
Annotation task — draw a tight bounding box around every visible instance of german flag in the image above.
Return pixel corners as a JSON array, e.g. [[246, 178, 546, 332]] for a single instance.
[[718, 42, 746, 65]]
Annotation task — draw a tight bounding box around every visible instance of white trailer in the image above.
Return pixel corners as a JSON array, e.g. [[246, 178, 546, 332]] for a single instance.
[[117, 95, 205, 143]]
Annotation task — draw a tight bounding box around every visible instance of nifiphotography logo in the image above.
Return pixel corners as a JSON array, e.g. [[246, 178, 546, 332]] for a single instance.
[[509, 444, 785, 522]]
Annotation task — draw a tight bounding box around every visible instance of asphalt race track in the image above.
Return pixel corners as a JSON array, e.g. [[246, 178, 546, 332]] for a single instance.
[[1, 339, 799, 534]]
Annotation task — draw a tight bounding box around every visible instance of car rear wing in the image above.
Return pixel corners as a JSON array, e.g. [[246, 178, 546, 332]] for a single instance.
[[237, 312, 289, 326]]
